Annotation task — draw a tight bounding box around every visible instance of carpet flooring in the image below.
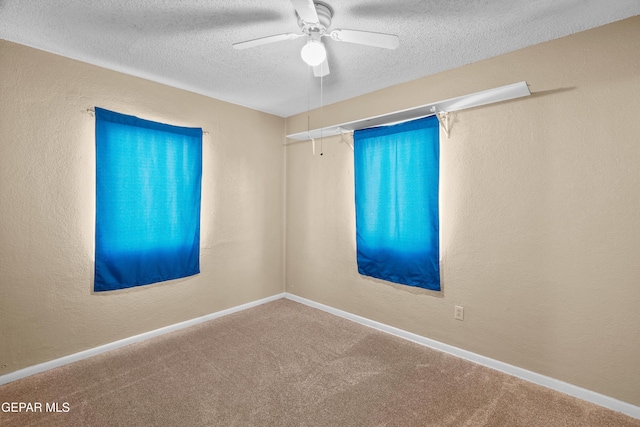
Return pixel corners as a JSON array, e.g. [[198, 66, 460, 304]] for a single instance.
[[1, 298, 638, 426]]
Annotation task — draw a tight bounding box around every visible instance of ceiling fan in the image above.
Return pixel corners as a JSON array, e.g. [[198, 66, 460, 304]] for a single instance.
[[232, 0, 399, 77]]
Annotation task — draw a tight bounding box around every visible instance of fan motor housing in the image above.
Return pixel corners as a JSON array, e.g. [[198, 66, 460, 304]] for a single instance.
[[298, 1, 333, 35]]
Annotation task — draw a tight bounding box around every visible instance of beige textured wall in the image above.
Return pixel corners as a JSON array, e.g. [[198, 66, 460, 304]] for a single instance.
[[285, 16, 640, 406], [0, 40, 284, 374]]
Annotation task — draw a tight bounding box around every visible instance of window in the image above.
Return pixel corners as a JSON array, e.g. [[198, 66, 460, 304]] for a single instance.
[[354, 115, 440, 291], [94, 107, 202, 292]]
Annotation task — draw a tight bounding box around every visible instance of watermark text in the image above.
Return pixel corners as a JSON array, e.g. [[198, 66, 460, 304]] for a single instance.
[[1, 402, 70, 413]]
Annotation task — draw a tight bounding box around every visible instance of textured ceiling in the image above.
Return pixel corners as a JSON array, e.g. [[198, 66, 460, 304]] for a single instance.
[[1, 0, 639, 117]]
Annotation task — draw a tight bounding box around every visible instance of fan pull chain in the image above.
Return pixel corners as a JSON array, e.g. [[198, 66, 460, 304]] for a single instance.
[[320, 72, 324, 156], [307, 65, 312, 142]]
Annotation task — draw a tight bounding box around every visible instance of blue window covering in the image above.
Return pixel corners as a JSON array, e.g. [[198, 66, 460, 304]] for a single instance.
[[354, 115, 440, 291], [94, 107, 202, 292]]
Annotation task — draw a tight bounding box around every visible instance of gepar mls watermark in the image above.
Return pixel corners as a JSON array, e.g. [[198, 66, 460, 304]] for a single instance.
[[2, 401, 70, 413]]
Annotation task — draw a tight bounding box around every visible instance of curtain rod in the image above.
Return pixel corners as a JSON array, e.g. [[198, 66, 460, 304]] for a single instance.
[[84, 108, 209, 135], [285, 81, 530, 142]]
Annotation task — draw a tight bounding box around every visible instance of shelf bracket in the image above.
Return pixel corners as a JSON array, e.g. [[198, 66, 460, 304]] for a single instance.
[[337, 127, 354, 151], [431, 106, 449, 139]]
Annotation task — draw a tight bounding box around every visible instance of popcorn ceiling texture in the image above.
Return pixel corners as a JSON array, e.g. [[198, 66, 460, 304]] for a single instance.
[[0, 0, 639, 117]]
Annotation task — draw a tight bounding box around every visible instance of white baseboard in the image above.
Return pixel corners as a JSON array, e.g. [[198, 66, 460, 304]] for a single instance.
[[3, 291, 638, 421], [284, 292, 640, 420], [0, 293, 285, 387]]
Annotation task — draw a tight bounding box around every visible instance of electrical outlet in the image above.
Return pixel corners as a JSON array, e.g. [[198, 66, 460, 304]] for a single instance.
[[454, 305, 464, 321]]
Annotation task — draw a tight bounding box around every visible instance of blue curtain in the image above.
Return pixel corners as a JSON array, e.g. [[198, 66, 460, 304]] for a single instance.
[[94, 107, 202, 292], [354, 115, 440, 291]]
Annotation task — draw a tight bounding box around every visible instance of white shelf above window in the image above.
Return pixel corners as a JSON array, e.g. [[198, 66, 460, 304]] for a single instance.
[[286, 81, 531, 141]]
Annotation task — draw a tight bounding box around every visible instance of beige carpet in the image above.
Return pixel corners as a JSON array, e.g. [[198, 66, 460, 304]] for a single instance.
[[1, 298, 638, 426]]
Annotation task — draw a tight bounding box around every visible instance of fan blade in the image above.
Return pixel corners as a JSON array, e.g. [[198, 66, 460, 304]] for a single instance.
[[313, 58, 330, 77], [233, 33, 302, 50], [290, 0, 319, 24], [329, 29, 399, 49]]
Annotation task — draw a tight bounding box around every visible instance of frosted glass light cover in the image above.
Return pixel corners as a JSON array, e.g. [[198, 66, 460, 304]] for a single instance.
[[301, 40, 326, 66]]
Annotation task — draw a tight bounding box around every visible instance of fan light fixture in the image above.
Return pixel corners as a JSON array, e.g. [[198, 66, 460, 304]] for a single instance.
[[300, 39, 326, 66]]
